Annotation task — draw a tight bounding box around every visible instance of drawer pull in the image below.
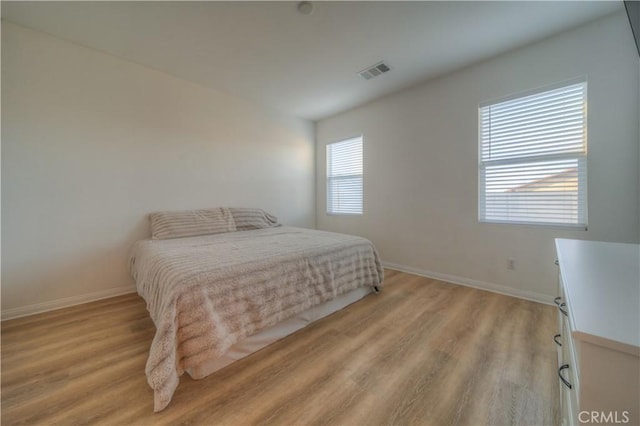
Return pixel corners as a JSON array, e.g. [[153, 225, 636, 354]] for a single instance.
[[554, 334, 562, 346], [558, 302, 568, 317], [554, 296, 562, 306], [558, 364, 573, 389]]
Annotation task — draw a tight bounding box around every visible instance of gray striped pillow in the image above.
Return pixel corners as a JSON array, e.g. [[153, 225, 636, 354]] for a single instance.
[[149, 207, 236, 240], [229, 208, 280, 230]]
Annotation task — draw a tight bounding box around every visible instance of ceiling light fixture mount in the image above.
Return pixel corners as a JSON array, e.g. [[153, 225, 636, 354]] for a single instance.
[[297, 2, 313, 15]]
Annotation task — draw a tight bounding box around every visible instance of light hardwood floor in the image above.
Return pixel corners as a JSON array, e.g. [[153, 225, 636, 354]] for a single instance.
[[1, 270, 559, 425]]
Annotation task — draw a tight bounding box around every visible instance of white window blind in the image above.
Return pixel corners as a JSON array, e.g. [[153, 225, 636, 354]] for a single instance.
[[479, 80, 587, 228], [327, 136, 363, 215]]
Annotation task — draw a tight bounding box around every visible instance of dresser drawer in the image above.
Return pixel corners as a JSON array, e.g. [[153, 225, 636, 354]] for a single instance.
[[560, 314, 580, 422]]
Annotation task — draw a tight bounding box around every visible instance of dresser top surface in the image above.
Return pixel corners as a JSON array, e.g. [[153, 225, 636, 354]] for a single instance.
[[556, 239, 639, 351]]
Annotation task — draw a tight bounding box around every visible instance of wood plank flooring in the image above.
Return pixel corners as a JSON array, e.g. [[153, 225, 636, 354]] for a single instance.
[[1, 270, 559, 425]]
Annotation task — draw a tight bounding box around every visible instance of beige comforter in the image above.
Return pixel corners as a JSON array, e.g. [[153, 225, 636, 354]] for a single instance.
[[129, 226, 383, 412]]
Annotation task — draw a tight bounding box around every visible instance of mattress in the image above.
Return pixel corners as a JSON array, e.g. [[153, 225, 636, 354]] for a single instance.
[[130, 226, 383, 411]]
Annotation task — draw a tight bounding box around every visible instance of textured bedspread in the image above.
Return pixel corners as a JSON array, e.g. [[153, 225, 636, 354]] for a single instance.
[[129, 226, 383, 412]]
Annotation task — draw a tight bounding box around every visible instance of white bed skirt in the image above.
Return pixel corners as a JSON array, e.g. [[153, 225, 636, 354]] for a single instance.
[[186, 286, 372, 379]]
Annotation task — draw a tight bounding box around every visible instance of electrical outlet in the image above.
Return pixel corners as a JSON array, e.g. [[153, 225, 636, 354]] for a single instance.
[[507, 258, 515, 270]]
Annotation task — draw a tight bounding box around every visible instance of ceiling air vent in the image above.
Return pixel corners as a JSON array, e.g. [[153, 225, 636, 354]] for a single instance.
[[358, 61, 391, 80]]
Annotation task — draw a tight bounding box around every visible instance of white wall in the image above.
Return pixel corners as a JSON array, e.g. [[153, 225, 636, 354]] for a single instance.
[[316, 12, 640, 302], [1, 22, 315, 317]]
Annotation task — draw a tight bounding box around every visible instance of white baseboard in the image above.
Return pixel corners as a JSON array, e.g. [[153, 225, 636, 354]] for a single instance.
[[2, 263, 552, 321], [1, 285, 137, 321], [383, 261, 554, 305]]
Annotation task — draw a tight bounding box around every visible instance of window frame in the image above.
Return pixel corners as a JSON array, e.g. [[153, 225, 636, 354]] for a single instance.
[[478, 78, 588, 230], [326, 135, 364, 216]]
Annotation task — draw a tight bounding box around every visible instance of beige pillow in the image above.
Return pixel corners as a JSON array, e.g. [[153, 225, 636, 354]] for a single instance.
[[149, 207, 236, 240], [229, 208, 280, 230]]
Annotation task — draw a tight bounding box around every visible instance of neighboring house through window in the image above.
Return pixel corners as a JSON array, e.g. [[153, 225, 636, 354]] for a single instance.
[[326, 136, 363, 215], [479, 79, 587, 228]]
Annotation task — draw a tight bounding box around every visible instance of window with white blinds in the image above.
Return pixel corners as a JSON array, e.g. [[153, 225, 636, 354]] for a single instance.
[[327, 136, 363, 215], [479, 80, 587, 228]]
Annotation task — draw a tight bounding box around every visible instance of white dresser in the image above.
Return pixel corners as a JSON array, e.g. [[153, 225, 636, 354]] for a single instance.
[[555, 239, 639, 426]]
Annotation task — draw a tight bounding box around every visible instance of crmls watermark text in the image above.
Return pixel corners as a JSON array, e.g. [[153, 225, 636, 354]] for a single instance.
[[579, 411, 630, 424]]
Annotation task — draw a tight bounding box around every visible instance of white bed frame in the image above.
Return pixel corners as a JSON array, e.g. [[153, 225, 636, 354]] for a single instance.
[[186, 286, 372, 379]]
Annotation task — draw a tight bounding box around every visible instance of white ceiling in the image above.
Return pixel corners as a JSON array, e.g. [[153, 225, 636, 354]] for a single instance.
[[1, 1, 623, 121]]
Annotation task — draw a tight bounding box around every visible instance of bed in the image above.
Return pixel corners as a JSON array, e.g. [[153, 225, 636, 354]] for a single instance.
[[129, 208, 384, 412]]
